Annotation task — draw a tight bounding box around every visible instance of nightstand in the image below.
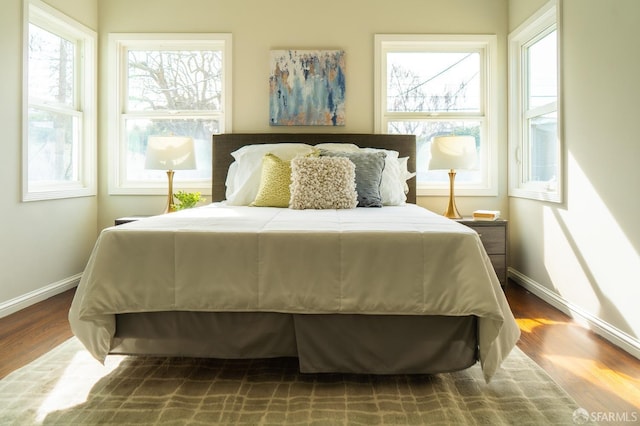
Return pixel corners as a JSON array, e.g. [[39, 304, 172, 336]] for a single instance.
[[114, 216, 149, 226], [457, 219, 508, 287]]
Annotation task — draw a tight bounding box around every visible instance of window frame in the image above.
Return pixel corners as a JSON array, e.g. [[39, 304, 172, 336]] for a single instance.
[[508, 0, 562, 203], [108, 33, 232, 195], [374, 34, 498, 196], [22, 0, 97, 201]]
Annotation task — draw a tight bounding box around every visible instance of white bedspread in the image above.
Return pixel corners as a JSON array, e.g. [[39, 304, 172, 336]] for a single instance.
[[69, 203, 520, 381]]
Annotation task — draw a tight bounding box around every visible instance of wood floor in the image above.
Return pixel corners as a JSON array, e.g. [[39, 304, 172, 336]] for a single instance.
[[505, 283, 640, 416], [1, 282, 639, 416]]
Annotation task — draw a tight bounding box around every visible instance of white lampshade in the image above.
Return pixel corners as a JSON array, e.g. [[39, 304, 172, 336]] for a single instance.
[[428, 135, 477, 171], [145, 136, 196, 170]]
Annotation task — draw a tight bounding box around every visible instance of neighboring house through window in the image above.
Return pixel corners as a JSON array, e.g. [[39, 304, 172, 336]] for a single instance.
[[375, 34, 498, 196], [108, 33, 232, 194], [508, 0, 562, 202], [23, 0, 97, 201]]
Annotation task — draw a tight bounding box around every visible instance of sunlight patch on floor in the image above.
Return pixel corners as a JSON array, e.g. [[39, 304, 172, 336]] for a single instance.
[[544, 353, 640, 409], [36, 350, 124, 422], [515, 317, 568, 334]]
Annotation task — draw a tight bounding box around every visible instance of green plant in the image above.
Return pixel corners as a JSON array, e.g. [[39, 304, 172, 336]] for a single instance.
[[172, 191, 205, 210]]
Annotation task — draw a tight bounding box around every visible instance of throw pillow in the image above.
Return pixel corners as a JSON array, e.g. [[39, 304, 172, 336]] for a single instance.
[[289, 156, 358, 210], [225, 143, 313, 205], [250, 153, 292, 207], [360, 147, 405, 206], [319, 149, 386, 207]]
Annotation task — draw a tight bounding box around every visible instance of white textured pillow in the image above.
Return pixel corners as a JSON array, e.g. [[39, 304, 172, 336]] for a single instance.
[[225, 143, 314, 205], [290, 156, 358, 210], [361, 147, 405, 205]]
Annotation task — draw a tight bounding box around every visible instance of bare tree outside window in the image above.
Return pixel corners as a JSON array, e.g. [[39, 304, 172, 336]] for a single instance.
[[384, 52, 481, 184], [127, 50, 222, 112], [123, 49, 224, 182]]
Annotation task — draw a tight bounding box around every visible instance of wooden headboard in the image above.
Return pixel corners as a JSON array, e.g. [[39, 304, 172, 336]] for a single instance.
[[212, 133, 417, 204]]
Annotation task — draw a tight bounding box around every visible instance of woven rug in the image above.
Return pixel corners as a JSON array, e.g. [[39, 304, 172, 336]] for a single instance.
[[0, 338, 595, 425]]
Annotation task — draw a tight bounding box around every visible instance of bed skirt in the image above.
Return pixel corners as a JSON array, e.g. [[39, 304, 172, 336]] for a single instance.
[[111, 312, 478, 375]]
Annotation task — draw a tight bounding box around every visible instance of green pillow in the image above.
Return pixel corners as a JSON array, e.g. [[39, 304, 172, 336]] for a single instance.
[[250, 153, 292, 207]]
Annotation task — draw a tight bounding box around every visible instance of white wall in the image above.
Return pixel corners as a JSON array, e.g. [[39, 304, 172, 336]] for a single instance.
[[508, 0, 640, 356], [96, 0, 509, 229], [0, 0, 98, 314]]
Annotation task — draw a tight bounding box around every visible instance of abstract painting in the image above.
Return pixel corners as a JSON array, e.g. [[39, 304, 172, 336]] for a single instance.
[[269, 50, 345, 126]]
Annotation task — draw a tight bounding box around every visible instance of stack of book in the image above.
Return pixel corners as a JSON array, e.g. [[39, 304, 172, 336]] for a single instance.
[[472, 210, 500, 221]]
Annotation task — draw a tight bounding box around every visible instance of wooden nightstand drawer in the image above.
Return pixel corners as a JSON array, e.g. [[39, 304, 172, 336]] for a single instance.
[[474, 226, 506, 254], [456, 219, 508, 287]]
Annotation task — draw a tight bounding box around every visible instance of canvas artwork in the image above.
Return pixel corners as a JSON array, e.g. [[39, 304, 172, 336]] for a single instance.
[[269, 50, 346, 126]]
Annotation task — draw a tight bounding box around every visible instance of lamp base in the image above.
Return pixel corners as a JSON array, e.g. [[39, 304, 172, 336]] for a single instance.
[[443, 169, 462, 219], [443, 203, 462, 220], [165, 170, 176, 214]]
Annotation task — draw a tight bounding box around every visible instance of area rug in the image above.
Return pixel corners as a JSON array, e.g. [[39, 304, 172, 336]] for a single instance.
[[0, 338, 595, 425]]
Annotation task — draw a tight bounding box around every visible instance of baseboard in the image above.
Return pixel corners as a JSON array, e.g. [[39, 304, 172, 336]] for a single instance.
[[508, 268, 640, 360], [0, 274, 81, 319]]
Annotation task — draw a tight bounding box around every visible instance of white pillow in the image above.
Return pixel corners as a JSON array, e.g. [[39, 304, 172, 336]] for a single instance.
[[313, 143, 360, 153], [225, 160, 238, 197], [361, 147, 405, 205], [225, 143, 314, 205], [398, 156, 416, 195]]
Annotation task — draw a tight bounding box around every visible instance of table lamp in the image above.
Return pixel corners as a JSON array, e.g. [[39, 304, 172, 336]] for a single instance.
[[428, 135, 477, 219], [145, 136, 196, 213]]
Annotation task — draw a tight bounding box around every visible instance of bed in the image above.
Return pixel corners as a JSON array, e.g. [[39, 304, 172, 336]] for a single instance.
[[69, 133, 520, 382]]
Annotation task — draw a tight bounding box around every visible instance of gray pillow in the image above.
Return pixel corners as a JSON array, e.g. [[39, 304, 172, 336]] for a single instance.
[[319, 149, 386, 207]]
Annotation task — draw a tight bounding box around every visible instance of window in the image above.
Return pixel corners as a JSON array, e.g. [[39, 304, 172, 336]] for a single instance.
[[23, 0, 96, 201], [108, 34, 232, 194], [508, 0, 561, 202], [375, 35, 498, 196]]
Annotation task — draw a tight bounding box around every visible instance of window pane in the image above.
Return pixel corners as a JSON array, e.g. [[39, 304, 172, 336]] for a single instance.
[[127, 50, 223, 111], [386, 52, 480, 113], [124, 118, 219, 181], [28, 24, 75, 107], [28, 107, 79, 184], [527, 112, 558, 186], [388, 120, 481, 184], [527, 30, 557, 109]]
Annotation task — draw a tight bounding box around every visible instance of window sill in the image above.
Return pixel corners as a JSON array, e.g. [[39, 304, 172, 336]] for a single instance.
[[508, 188, 561, 203]]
